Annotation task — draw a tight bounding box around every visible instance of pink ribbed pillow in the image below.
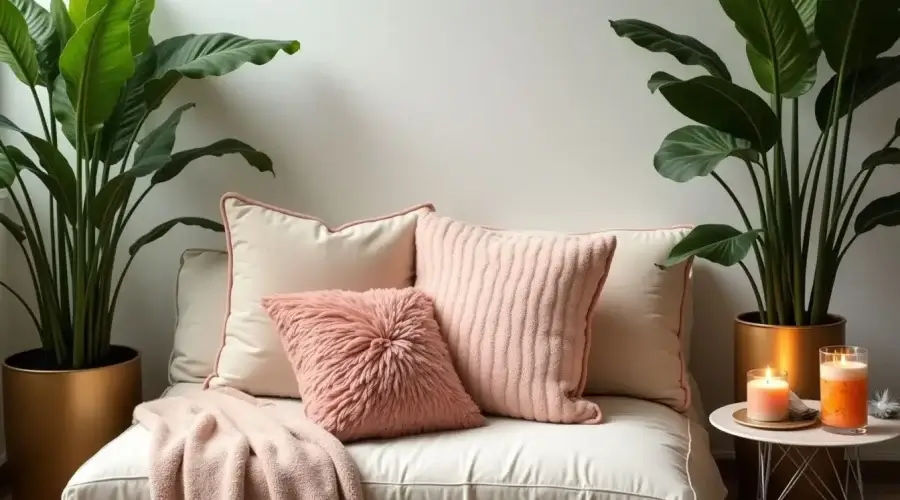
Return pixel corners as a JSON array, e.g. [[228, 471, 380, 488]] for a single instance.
[[262, 288, 485, 442], [414, 213, 618, 424]]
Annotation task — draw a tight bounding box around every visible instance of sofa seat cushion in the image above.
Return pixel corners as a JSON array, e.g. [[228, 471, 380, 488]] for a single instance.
[[64, 384, 726, 500]]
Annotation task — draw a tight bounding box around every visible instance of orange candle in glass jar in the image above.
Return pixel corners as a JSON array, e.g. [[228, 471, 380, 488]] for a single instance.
[[820, 349, 868, 432]]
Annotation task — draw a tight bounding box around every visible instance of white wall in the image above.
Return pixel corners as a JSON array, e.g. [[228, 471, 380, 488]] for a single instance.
[[1, 0, 899, 460]]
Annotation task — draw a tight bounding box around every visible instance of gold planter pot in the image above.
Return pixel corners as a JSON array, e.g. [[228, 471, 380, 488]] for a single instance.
[[733, 312, 845, 500], [2, 346, 142, 500]]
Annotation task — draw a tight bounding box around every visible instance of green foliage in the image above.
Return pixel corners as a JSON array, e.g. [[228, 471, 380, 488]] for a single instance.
[[612, 0, 900, 326], [0, 0, 299, 368]]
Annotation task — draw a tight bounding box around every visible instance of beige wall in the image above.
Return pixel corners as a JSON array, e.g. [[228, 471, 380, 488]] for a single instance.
[[0, 0, 899, 460]]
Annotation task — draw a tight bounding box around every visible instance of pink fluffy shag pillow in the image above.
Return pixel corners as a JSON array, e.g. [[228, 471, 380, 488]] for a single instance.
[[262, 288, 485, 442]]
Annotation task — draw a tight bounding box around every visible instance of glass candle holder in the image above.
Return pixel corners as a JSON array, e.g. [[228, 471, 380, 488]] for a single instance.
[[746, 367, 790, 422], [820, 346, 868, 435]]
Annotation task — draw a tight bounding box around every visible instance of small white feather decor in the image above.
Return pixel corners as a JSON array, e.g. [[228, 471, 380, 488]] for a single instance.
[[868, 389, 900, 419]]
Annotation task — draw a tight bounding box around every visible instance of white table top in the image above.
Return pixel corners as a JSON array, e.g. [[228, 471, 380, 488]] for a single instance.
[[709, 400, 900, 447]]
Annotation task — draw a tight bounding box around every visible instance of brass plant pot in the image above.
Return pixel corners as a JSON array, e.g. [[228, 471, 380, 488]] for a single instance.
[[733, 312, 845, 500], [2, 345, 142, 500]]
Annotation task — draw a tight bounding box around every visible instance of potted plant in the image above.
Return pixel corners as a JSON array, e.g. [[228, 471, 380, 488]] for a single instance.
[[611, 1, 899, 497], [0, 0, 298, 497]]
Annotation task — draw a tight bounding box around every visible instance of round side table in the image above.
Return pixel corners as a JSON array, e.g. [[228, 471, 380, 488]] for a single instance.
[[710, 400, 900, 500]]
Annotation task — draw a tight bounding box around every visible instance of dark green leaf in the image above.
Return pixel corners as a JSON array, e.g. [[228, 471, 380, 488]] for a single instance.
[[816, 0, 900, 73], [0, 212, 25, 242], [91, 174, 133, 227], [855, 192, 900, 234], [151, 138, 274, 185], [51, 74, 77, 147], [815, 55, 900, 130], [50, 0, 73, 46], [654, 125, 758, 182], [660, 224, 762, 267], [3, 144, 37, 171], [59, 2, 136, 131], [129, 0, 152, 54], [783, 49, 819, 98], [100, 48, 156, 164], [651, 73, 779, 152], [609, 19, 731, 80], [647, 71, 680, 93], [791, 0, 818, 46], [0, 143, 23, 188], [10, 0, 58, 86], [720, 0, 811, 94], [129, 102, 194, 177], [143, 34, 300, 111], [0, 0, 40, 85], [129, 216, 223, 256], [0, 114, 77, 220], [862, 148, 900, 170]]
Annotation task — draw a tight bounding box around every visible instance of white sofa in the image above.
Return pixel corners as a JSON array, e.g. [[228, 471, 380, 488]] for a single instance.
[[63, 247, 728, 500]]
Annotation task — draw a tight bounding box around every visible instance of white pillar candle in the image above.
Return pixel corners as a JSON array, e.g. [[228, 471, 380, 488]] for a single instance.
[[747, 367, 790, 422]]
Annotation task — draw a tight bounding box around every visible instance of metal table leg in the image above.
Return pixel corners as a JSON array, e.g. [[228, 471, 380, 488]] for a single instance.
[[757, 442, 865, 500]]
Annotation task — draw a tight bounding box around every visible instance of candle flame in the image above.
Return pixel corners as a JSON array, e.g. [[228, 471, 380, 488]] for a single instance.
[[840, 353, 847, 364], [765, 366, 772, 381]]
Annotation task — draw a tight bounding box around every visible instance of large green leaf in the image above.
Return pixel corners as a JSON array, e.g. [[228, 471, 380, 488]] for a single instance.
[[660, 224, 762, 267], [51, 74, 77, 147], [862, 148, 900, 170], [128, 0, 152, 54], [651, 73, 779, 152], [816, 0, 900, 73], [151, 138, 274, 185], [0, 0, 40, 85], [855, 192, 900, 234], [10, 0, 58, 86], [654, 125, 758, 182], [100, 48, 156, 164], [609, 19, 731, 80], [143, 34, 300, 111], [720, 0, 811, 94], [129, 102, 194, 176], [815, 55, 900, 130], [50, 0, 73, 46], [0, 211, 25, 241], [129, 216, 223, 256], [59, 1, 136, 132]]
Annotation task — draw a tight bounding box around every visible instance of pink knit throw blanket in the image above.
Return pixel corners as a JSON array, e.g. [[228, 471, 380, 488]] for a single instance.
[[133, 386, 363, 500]]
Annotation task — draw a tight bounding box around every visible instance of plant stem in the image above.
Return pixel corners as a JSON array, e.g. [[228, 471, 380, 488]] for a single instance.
[[811, 11, 857, 324], [739, 261, 765, 316], [711, 171, 765, 280], [0, 280, 41, 332], [790, 99, 804, 325], [831, 96, 856, 235], [834, 135, 899, 249], [29, 86, 52, 142]]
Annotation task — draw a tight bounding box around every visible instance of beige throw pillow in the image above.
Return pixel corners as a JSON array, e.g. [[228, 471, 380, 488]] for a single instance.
[[206, 193, 433, 397], [583, 227, 693, 412]]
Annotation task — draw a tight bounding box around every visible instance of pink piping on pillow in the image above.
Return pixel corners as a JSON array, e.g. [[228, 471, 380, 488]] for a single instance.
[[202, 192, 436, 389]]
